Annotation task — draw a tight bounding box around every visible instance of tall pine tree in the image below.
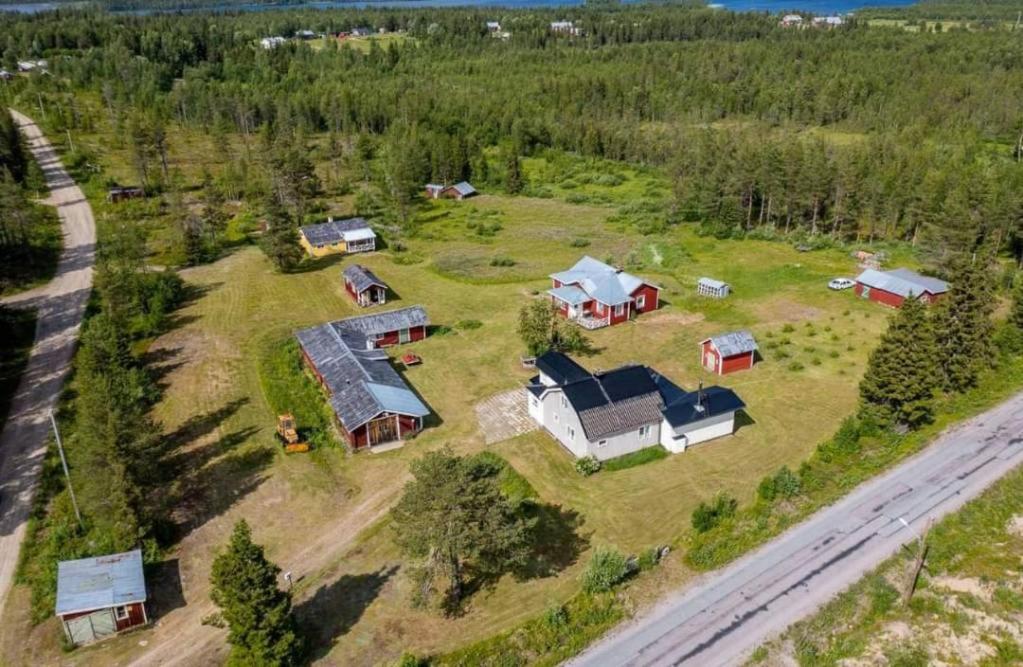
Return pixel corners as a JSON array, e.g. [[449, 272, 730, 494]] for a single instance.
[[859, 297, 940, 428], [210, 520, 302, 667], [260, 197, 303, 272], [934, 259, 996, 392]]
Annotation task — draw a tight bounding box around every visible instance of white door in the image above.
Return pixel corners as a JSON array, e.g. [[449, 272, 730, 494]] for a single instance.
[[399, 328, 411, 344]]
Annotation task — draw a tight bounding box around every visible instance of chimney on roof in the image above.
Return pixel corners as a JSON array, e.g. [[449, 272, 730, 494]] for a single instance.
[[695, 381, 706, 413]]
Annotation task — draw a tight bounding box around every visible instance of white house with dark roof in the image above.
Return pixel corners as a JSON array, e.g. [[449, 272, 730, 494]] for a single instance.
[[296, 307, 430, 449], [299, 217, 376, 257], [526, 351, 745, 461], [56, 549, 148, 645], [548, 256, 660, 329]]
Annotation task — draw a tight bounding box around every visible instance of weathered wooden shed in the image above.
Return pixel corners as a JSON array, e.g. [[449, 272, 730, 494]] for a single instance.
[[56, 549, 149, 646]]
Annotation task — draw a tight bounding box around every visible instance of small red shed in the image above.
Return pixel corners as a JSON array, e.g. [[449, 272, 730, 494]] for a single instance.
[[343, 264, 388, 307], [56, 549, 149, 646], [701, 330, 758, 376]]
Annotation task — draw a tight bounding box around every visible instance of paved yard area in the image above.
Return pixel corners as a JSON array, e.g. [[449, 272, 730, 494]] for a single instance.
[[476, 388, 537, 445]]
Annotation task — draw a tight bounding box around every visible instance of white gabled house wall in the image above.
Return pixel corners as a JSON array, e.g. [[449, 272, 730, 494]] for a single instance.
[[530, 387, 661, 461], [660, 411, 736, 453]]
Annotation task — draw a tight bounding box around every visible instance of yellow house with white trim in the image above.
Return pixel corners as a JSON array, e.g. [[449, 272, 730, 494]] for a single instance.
[[299, 217, 377, 258]]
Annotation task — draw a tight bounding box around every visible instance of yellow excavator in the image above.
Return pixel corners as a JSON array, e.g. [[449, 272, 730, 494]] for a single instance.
[[276, 413, 310, 453]]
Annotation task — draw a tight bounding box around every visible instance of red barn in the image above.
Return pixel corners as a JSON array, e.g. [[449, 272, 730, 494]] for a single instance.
[[343, 264, 388, 307], [56, 550, 149, 646], [425, 181, 477, 200], [296, 307, 431, 450], [854, 268, 949, 308], [548, 256, 660, 330], [701, 330, 758, 376]]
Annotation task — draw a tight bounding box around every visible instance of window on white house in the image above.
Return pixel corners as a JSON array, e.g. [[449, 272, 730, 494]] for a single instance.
[[636, 295, 646, 309], [530, 397, 538, 408], [614, 303, 625, 316], [638, 425, 650, 437], [561, 396, 568, 409], [597, 440, 607, 448], [568, 426, 575, 440], [554, 413, 559, 422], [114, 605, 130, 621]]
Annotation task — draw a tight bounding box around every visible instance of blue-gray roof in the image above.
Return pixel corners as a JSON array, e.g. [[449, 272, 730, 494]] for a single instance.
[[550, 256, 656, 307], [856, 268, 949, 298], [704, 330, 758, 357], [452, 181, 476, 196], [335, 306, 428, 338], [300, 217, 372, 246], [56, 550, 146, 616], [343, 264, 387, 294], [548, 285, 590, 306], [297, 310, 430, 430]]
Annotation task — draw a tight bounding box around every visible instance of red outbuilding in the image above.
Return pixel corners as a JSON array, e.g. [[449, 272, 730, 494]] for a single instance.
[[854, 268, 950, 308], [56, 550, 149, 646], [548, 256, 660, 330], [343, 264, 388, 307], [701, 330, 758, 376]]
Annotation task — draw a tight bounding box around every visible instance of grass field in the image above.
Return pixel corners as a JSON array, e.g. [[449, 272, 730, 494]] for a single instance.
[[0, 101, 921, 665]]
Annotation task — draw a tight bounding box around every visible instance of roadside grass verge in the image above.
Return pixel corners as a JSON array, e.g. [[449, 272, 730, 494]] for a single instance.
[[257, 336, 340, 451], [0, 306, 36, 428], [601, 445, 669, 473]]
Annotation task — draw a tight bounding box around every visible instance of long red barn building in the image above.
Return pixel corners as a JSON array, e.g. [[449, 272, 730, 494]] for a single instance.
[[548, 256, 660, 329], [296, 306, 430, 449], [854, 268, 949, 308]]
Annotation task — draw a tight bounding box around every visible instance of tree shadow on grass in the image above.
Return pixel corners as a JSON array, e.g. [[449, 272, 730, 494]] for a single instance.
[[295, 565, 398, 662], [157, 397, 250, 460], [516, 502, 589, 580]]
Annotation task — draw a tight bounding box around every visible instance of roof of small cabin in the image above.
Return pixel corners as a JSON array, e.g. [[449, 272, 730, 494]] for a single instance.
[[296, 319, 429, 430], [550, 256, 656, 306], [855, 268, 949, 298], [450, 181, 476, 196], [334, 305, 428, 338], [698, 277, 729, 290], [56, 549, 146, 616], [343, 264, 387, 294], [548, 285, 591, 307], [703, 330, 758, 357], [535, 350, 591, 385], [662, 386, 746, 430], [300, 217, 374, 246]]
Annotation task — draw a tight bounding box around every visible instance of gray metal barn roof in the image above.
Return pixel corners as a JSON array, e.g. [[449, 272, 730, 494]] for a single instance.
[[704, 330, 758, 358], [334, 306, 429, 338], [343, 264, 387, 294], [296, 317, 429, 430], [300, 217, 373, 246], [855, 268, 949, 298], [56, 549, 146, 616], [451, 181, 476, 196]]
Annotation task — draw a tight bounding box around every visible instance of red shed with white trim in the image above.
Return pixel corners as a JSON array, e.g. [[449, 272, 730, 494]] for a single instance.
[[701, 330, 758, 376]]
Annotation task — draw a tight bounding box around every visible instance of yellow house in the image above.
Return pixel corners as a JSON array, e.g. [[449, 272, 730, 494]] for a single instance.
[[299, 217, 377, 258]]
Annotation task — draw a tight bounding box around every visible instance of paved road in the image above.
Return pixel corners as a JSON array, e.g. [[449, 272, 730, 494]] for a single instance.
[[569, 394, 1023, 667], [0, 110, 95, 611]]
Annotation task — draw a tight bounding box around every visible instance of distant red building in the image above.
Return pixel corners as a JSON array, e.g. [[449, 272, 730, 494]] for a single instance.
[[854, 268, 950, 308]]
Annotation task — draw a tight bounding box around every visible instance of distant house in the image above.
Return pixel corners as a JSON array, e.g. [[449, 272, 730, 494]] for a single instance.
[[299, 217, 377, 257], [106, 186, 145, 203], [526, 351, 745, 461], [56, 550, 148, 646], [351, 27, 373, 37], [854, 268, 949, 308], [697, 277, 730, 299], [259, 36, 287, 49], [548, 256, 660, 329], [17, 59, 47, 72], [813, 15, 844, 27], [425, 181, 477, 200], [0, 70, 12, 81], [780, 14, 804, 27], [550, 20, 582, 35], [343, 264, 388, 307], [294, 29, 317, 40], [296, 309, 431, 449], [486, 21, 501, 32], [701, 330, 758, 376]]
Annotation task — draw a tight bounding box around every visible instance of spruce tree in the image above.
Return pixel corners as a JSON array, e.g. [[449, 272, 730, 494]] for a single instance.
[[505, 151, 524, 195], [1011, 277, 1023, 331], [934, 259, 995, 392], [210, 520, 302, 667], [260, 197, 303, 272], [859, 297, 940, 428]]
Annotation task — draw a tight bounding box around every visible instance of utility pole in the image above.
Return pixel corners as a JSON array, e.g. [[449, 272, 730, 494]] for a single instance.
[[65, 129, 74, 153], [901, 516, 933, 605], [48, 410, 83, 529]]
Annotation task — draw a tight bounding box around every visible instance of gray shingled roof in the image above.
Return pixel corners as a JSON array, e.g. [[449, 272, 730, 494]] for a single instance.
[[578, 393, 665, 440], [856, 268, 950, 298], [56, 550, 146, 616], [334, 306, 429, 338], [300, 217, 372, 246], [296, 319, 428, 430], [343, 264, 387, 294], [705, 330, 758, 358]]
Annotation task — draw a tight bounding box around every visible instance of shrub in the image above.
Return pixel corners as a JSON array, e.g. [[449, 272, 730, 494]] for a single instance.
[[829, 350, 840, 358], [455, 319, 483, 330], [601, 446, 667, 472], [782, 324, 795, 333], [775, 349, 790, 360], [570, 237, 591, 248], [636, 547, 661, 571], [581, 548, 632, 593], [489, 256, 516, 267], [575, 455, 601, 476], [757, 466, 801, 502], [788, 361, 805, 371], [394, 652, 426, 667], [691, 494, 738, 533], [811, 357, 822, 366]]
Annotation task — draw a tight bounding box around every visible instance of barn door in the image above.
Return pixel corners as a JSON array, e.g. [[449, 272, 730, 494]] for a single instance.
[[861, 286, 870, 299], [368, 417, 397, 445]]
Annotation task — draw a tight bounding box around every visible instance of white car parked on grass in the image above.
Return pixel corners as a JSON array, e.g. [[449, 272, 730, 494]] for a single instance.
[[828, 278, 856, 290]]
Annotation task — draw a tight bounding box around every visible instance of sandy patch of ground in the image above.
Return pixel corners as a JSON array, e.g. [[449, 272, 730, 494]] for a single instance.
[[753, 298, 823, 325], [1007, 515, 1023, 537], [643, 311, 705, 326], [932, 576, 992, 602]]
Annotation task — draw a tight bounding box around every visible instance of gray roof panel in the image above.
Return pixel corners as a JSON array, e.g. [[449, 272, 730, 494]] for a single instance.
[[56, 549, 146, 616], [300, 217, 372, 246], [705, 330, 758, 357], [343, 264, 388, 294], [335, 306, 429, 338], [856, 268, 950, 298]]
